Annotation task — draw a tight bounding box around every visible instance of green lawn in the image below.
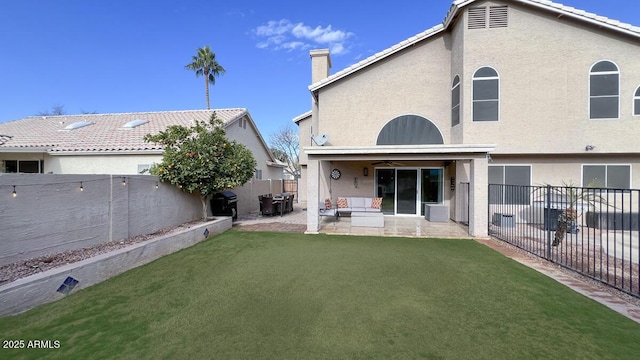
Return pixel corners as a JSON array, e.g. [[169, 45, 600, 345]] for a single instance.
[[1, 230, 639, 360]]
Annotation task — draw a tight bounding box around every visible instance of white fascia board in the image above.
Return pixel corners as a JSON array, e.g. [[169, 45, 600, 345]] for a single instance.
[[48, 150, 164, 156], [304, 144, 495, 156], [0, 147, 51, 153]]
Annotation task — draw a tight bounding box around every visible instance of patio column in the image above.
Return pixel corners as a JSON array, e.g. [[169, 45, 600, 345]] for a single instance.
[[469, 155, 489, 238], [305, 158, 320, 234]]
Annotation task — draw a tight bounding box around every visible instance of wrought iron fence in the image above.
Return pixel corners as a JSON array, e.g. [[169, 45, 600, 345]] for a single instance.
[[488, 184, 640, 298]]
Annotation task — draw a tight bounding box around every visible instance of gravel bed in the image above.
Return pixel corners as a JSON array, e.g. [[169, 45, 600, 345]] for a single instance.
[[0, 221, 201, 285], [486, 236, 640, 309]]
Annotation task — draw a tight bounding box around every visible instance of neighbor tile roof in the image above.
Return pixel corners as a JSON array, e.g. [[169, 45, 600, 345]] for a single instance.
[[0, 109, 247, 153], [309, 0, 640, 92]]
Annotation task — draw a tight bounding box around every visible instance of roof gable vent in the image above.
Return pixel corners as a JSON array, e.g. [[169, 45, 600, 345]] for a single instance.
[[468, 7, 487, 29], [122, 119, 149, 129], [61, 121, 92, 131], [489, 6, 508, 28]]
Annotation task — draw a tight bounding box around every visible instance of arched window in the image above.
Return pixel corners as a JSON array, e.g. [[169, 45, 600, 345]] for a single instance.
[[376, 115, 444, 145], [451, 75, 461, 126], [472, 67, 499, 121], [589, 60, 619, 119], [634, 86, 640, 116]]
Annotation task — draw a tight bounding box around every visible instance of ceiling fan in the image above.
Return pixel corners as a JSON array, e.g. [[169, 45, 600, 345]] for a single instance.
[[371, 160, 405, 166]]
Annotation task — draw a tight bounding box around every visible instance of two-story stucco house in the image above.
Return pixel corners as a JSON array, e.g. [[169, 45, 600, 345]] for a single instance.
[[0, 108, 283, 179], [296, 0, 640, 237]]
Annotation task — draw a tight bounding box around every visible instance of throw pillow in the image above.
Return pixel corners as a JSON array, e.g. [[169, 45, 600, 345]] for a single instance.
[[324, 198, 332, 209], [371, 197, 383, 209], [337, 198, 348, 208]]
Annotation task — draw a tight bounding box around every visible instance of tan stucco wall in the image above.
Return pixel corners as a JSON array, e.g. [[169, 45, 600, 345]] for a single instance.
[[45, 154, 162, 174], [224, 117, 283, 180], [316, 36, 452, 147], [460, 1, 640, 153], [450, 17, 465, 144], [297, 117, 311, 165], [490, 154, 640, 188]]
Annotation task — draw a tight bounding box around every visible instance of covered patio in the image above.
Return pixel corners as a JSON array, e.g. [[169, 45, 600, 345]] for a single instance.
[[304, 144, 495, 238]]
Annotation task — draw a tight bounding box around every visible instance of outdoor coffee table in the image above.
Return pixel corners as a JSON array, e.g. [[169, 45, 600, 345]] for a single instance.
[[351, 212, 384, 227]]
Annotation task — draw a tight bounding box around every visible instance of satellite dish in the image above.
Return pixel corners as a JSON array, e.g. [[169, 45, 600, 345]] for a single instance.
[[312, 134, 329, 146]]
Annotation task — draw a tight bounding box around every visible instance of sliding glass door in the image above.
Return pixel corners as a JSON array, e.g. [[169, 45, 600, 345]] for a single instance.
[[376, 167, 444, 216], [397, 169, 418, 214], [376, 169, 395, 215]]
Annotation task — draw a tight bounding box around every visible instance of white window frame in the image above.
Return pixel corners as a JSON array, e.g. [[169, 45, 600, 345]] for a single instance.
[[3, 159, 42, 173], [451, 75, 461, 127], [489, 164, 532, 205], [581, 164, 631, 189], [589, 60, 620, 120], [633, 86, 640, 117], [472, 66, 500, 122]]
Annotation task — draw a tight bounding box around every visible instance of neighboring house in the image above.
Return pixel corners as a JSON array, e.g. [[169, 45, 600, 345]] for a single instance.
[[296, 0, 640, 237], [0, 108, 283, 179], [0, 109, 285, 216]]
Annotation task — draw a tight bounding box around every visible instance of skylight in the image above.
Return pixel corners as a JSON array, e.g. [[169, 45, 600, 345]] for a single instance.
[[122, 119, 149, 129], [63, 121, 92, 130]]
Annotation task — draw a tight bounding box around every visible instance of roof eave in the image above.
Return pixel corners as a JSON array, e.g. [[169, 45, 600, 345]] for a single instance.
[[292, 110, 312, 124], [304, 144, 496, 156], [308, 24, 446, 92], [0, 147, 51, 153], [48, 149, 165, 156]]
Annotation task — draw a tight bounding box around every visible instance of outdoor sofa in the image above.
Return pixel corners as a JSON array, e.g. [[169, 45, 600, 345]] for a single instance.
[[336, 197, 383, 216]]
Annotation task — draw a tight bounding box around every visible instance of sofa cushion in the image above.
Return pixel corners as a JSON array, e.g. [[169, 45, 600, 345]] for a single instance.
[[351, 207, 366, 212], [363, 198, 372, 208], [365, 208, 380, 212], [371, 197, 383, 209], [337, 198, 349, 208], [349, 197, 365, 208]]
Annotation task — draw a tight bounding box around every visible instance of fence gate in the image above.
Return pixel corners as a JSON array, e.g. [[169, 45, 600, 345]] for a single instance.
[[283, 180, 298, 202]]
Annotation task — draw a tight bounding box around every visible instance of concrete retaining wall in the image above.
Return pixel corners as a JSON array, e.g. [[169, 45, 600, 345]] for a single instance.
[[0, 217, 231, 317]]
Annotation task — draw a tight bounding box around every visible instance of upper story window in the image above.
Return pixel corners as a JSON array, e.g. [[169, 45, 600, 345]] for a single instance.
[[451, 75, 461, 126], [589, 61, 619, 119], [634, 86, 640, 116], [472, 67, 499, 121]]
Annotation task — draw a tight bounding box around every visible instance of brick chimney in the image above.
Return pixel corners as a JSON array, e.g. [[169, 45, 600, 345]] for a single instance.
[[310, 49, 332, 84]]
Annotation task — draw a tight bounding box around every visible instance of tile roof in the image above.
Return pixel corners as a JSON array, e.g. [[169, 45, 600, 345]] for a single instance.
[[309, 0, 640, 92], [0, 109, 247, 153]]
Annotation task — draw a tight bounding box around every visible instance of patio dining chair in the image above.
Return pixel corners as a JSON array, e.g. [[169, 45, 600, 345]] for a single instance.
[[287, 194, 295, 213], [260, 196, 274, 216]]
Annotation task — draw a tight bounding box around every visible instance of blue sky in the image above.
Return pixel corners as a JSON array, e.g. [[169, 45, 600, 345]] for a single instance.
[[1, 0, 638, 141]]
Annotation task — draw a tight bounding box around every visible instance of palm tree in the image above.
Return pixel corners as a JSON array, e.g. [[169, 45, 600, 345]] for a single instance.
[[185, 46, 225, 110], [548, 181, 608, 246]]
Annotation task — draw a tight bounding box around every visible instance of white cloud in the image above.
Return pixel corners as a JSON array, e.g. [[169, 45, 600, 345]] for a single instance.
[[253, 19, 353, 55]]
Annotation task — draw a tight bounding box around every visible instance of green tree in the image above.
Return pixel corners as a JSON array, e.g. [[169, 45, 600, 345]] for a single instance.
[[185, 45, 226, 110], [143, 113, 256, 220]]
